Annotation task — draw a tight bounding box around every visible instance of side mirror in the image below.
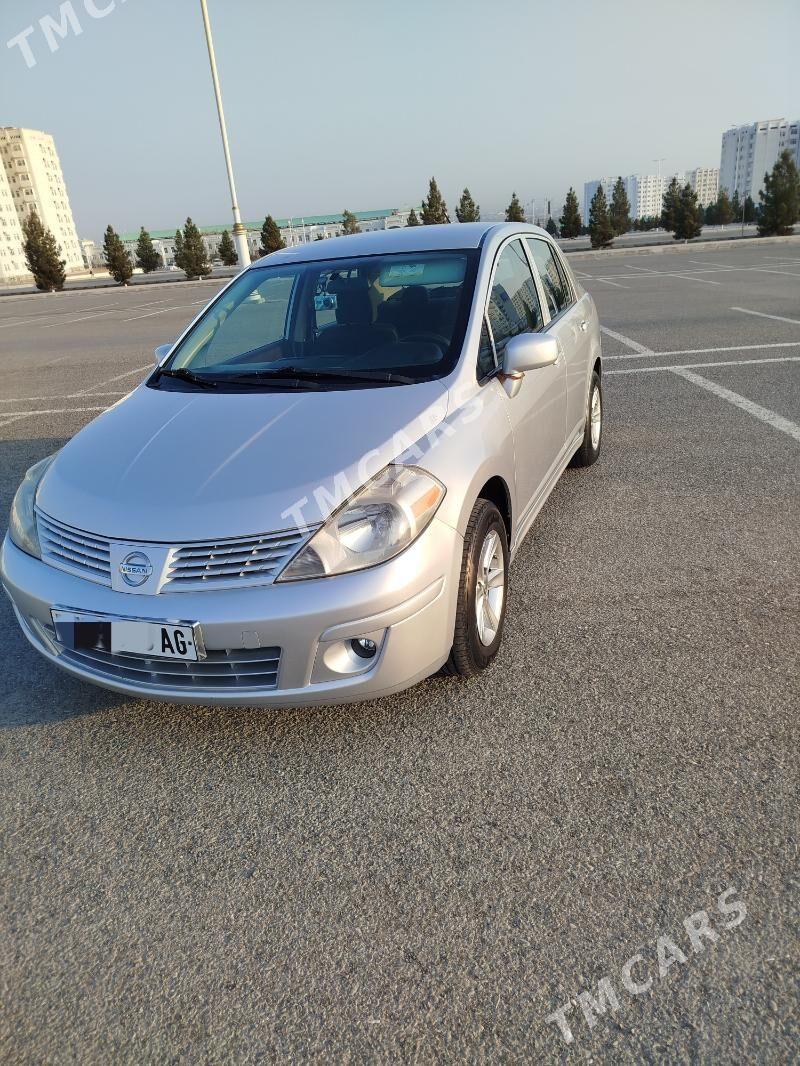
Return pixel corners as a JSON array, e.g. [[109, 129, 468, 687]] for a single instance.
[[154, 343, 172, 365], [503, 333, 558, 376]]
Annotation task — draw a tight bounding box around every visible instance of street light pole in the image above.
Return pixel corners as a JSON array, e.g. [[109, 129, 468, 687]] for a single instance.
[[199, 0, 250, 267]]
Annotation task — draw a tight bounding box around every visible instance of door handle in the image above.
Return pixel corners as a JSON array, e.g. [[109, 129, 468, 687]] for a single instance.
[[580, 320, 589, 332]]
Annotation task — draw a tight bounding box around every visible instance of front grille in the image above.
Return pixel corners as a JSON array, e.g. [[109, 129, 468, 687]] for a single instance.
[[59, 642, 281, 691], [35, 509, 311, 592], [162, 529, 308, 592], [37, 510, 112, 587]]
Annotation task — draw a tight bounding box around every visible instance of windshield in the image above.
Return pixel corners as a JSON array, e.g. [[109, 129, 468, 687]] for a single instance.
[[151, 249, 478, 391]]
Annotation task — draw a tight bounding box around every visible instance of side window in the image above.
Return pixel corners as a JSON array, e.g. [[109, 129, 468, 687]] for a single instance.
[[526, 238, 571, 318], [477, 317, 496, 380], [486, 239, 543, 357]]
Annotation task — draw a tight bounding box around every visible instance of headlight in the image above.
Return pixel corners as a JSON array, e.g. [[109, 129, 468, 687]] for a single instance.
[[278, 464, 445, 581], [8, 455, 56, 559]]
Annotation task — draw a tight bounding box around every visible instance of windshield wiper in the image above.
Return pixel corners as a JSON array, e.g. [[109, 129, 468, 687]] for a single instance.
[[156, 367, 218, 390], [226, 366, 417, 386]]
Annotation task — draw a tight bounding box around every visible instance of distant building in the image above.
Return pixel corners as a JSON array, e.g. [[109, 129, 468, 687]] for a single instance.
[[586, 174, 688, 223], [720, 119, 800, 201], [121, 209, 413, 267], [582, 178, 617, 225], [0, 127, 83, 280], [0, 161, 27, 282], [687, 167, 719, 208]]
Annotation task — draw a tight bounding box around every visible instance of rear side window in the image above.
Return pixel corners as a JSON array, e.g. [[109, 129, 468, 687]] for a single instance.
[[526, 238, 572, 318], [486, 239, 543, 356]]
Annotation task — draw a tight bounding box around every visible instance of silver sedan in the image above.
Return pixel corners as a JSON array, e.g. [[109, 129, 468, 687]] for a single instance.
[[2, 222, 603, 706]]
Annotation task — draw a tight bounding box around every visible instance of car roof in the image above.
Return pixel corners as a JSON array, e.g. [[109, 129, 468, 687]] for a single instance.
[[251, 221, 553, 267]]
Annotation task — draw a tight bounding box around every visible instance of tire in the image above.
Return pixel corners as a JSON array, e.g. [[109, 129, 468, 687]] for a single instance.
[[442, 499, 509, 678], [570, 369, 603, 468]]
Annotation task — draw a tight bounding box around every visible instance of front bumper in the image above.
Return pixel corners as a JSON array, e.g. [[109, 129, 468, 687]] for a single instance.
[[1, 519, 462, 707]]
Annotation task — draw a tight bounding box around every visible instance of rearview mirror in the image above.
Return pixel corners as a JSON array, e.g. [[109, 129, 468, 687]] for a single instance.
[[503, 333, 558, 376], [154, 343, 172, 365]]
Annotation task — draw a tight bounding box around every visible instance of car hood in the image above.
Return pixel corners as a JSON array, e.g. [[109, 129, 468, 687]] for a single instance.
[[37, 381, 449, 541]]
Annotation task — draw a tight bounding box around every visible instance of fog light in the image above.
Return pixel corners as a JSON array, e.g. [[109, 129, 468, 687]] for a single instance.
[[351, 637, 377, 659], [310, 628, 387, 684]]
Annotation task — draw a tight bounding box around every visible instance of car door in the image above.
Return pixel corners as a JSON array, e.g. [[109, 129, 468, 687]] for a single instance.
[[483, 237, 567, 516], [525, 237, 591, 441]]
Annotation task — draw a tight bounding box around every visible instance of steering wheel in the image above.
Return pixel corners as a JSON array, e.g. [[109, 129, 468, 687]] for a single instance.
[[402, 332, 450, 351]]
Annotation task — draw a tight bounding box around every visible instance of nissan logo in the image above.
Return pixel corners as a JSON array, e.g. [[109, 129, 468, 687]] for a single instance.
[[119, 551, 153, 587]]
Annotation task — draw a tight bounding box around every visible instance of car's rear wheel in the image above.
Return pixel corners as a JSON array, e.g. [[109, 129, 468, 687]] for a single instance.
[[443, 499, 509, 677], [570, 369, 602, 467]]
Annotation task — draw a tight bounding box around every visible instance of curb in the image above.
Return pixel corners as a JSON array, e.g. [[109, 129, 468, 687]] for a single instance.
[[564, 233, 800, 260]]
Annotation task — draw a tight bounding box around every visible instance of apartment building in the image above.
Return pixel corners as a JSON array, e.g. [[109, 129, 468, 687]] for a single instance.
[[687, 167, 720, 208], [0, 127, 83, 279], [720, 119, 800, 200], [0, 162, 27, 282]]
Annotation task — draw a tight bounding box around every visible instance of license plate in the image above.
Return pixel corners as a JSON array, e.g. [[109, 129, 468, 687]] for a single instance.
[[52, 611, 204, 661]]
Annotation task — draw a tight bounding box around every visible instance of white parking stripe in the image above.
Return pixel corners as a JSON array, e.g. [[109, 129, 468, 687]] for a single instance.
[[731, 306, 800, 326], [0, 391, 125, 403], [76, 364, 151, 396], [607, 355, 800, 375], [671, 367, 800, 444], [591, 277, 630, 289], [600, 326, 652, 353], [605, 341, 800, 362], [123, 301, 205, 322]]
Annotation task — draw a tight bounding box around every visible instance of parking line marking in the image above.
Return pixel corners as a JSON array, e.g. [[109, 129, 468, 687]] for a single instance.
[[605, 341, 800, 361], [731, 306, 800, 326], [591, 277, 630, 289], [0, 391, 125, 403], [600, 326, 652, 354], [123, 301, 206, 321], [77, 364, 151, 396], [0, 405, 110, 418], [671, 367, 800, 443], [607, 355, 800, 375]]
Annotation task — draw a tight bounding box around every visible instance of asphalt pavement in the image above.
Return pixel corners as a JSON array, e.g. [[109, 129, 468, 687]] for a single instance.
[[1, 240, 798, 1062]]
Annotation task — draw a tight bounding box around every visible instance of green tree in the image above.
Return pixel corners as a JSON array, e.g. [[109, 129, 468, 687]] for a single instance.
[[559, 188, 582, 238], [103, 224, 133, 285], [609, 176, 631, 236], [730, 189, 742, 223], [744, 195, 757, 223], [704, 202, 718, 226], [217, 229, 238, 266], [135, 226, 161, 273], [673, 184, 703, 240], [660, 177, 682, 233], [715, 189, 733, 226], [173, 229, 185, 271], [177, 217, 211, 278], [455, 187, 480, 222], [22, 210, 66, 291], [341, 209, 361, 235], [545, 216, 559, 237], [505, 191, 526, 223], [420, 177, 450, 224], [258, 214, 285, 256], [588, 185, 614, 249], [758, 149, 800, 236], [406, 207, 420, 227]]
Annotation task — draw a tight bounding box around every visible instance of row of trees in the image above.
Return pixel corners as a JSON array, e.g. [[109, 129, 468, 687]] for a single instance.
[[19, 155, 800, 289], [581, 150, 799, 249], [405, 178, 531, 227]]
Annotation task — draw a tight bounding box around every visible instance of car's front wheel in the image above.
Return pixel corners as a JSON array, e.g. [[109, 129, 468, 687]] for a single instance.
[[570, 369, 602, 467], [443, 498, 509, 677]]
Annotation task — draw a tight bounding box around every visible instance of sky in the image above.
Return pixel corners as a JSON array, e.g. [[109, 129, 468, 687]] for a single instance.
[[2, 0, 799, 241]]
